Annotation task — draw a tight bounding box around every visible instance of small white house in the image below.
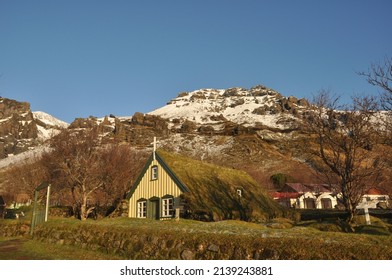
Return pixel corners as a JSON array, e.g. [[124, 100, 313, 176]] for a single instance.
[[357, 188, 390, 209], [273, 183, 338, 209]]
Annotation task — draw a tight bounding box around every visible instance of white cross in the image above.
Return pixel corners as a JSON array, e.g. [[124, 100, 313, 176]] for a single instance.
[[152, 137, 157, 160]]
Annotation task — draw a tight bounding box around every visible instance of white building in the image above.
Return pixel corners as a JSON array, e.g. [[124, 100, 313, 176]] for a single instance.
[[273, 183, 338, 209], [357, 188, 389, 209]]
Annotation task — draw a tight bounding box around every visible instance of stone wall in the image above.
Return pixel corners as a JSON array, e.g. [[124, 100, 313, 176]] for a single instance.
[[30, 223, 277, 260], [0, 222, 30, 237]]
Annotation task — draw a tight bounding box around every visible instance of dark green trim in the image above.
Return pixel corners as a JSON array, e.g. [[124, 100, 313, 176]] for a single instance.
[[126, 151, 190, 200], [126, 154, 154, 200]]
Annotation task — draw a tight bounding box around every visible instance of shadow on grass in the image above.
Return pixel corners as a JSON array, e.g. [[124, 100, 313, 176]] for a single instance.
[[354, 225, 391, 236]]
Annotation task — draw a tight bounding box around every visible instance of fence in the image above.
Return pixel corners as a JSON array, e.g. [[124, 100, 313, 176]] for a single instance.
[[30, 182, 51, 235]]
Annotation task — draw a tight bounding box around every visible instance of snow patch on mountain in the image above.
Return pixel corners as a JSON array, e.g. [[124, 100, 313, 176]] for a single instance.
[[33, 111, 68, 128], [33, 111, 69, 141]]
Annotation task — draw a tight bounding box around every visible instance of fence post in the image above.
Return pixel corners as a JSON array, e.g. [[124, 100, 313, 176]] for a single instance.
[[30, 190, 39, 235], [45, 184, 51, 222], [364, 204, 371, 225]]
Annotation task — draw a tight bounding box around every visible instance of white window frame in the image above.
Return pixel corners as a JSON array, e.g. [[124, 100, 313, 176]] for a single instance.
[[162, 197, 174, 217], [137, 200, 147, 218], [151, 165, 158, 180]]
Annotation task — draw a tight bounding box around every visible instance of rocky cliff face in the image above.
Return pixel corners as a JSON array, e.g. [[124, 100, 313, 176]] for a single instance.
[[0, 98, 38, 157], [0, 97, 68, 159]]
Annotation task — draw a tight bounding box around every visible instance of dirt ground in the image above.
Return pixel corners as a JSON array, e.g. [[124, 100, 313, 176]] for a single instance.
[[0, 238, 32, 260]]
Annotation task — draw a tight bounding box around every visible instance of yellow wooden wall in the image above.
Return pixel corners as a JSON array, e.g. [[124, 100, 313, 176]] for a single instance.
[[128, 158, 184, 218]]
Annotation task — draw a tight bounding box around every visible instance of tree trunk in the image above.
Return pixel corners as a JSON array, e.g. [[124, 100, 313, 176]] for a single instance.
[[80, 196, 88, 221], [346, 208, 355, 224]]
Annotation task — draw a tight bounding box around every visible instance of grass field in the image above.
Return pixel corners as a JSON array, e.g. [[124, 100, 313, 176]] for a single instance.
[[1, 214, 392, 260]]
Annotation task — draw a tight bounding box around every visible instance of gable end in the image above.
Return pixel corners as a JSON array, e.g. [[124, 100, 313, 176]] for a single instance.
[[155, 152, 189, 193], [126, 151, 189, 200]]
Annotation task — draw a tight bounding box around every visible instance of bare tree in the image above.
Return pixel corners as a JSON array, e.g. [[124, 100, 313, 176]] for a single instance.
[[42, 128, 101, 220], [92, 143, 148, 216], [42, 127, 141, 220], [2, 159, 49, 204], [302, 90, 383, 223]]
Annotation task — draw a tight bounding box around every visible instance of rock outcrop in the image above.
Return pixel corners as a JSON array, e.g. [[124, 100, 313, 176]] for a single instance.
[[0, 97, 68, 159], [0, 98, 38, 157]]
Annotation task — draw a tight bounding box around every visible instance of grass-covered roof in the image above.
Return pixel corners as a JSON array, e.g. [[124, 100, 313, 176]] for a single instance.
[[156, 149, 287, 222]]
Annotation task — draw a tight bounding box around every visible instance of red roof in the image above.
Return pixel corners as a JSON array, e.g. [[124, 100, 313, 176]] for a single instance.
[[365, 188, 384, 195], [272, 192, 301, 199]]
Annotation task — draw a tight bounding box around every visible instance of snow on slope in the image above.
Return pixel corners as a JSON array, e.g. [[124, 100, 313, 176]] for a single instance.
[[0, 145, 51, 169], [0, 112, 67, 169], [33, 111, 69, 141], [33, 111, 68, 128], [149, 87, 300, 129]]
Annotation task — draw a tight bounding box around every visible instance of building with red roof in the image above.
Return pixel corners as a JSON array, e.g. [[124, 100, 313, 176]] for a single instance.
[[273, 183, 390, 210]]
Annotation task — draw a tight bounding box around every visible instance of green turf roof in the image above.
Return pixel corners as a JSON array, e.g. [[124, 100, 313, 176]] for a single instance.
[[128, 149, 286, 221]]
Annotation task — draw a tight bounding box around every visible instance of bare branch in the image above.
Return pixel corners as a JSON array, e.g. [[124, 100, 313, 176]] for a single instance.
[[358, 56, 392, 111]]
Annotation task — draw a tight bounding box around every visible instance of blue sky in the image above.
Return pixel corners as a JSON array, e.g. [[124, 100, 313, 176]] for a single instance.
[[1, 0, 391, 123]]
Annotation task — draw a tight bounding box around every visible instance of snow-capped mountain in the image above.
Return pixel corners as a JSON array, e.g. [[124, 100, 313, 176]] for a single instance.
[[149, 85, 310, 130]]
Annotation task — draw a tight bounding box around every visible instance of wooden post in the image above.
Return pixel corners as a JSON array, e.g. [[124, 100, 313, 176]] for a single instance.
[[175, 208, 180, 222], [364, 204, 371, 225], [30, 190, 39, 235], [45, 184, 51, 222]]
